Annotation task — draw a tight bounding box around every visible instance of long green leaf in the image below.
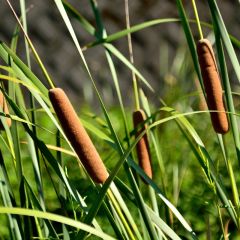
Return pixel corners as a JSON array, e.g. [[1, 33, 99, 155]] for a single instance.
[[175, 0, 204, 91], [207, 0, 240, 84], [0, 207, 116, 240]]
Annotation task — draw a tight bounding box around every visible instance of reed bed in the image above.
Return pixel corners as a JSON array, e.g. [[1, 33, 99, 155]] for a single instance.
[[0, 0, 239, 239]]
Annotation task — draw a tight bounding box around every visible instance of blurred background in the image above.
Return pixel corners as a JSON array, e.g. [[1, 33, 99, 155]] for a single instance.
[[0, 1, 239, 108]]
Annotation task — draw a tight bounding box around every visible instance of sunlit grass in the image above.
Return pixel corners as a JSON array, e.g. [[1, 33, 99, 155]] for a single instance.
[[0, 0, 239, 239]]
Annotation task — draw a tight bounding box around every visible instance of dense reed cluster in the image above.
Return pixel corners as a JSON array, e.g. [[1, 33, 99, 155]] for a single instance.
[[0, 0, 239, 239]]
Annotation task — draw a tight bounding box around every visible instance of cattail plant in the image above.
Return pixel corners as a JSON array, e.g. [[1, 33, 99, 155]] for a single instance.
[[133, 109, 152, 181], [49, 88, 109, 184], [197, 38, 229, 134], [0, 92, 11, 129]]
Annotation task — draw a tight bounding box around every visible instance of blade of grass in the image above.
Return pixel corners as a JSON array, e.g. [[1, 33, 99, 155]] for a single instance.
[[175, 0, 204, 91], [24, 178, 59, 239], [0, 150, 22, 239], [0, 207, 116, 240], [19, 0, 46, 227], [63, 1, 240, 49], [161, 107, 238, 226], [84, 18, 180, 49], [5, 0, 55, 89], [51, 3, 152, 240], [62, 0, 96, 36], [62, 1, 154, 93], [207, 0, 240, 84], [110, 183, 144, 240], [211, 17, 240, 222], [114, 179, 182, 240], [212, 15, 240, 165], [89, 2, 155, 239], [0, 42, 49, 99], [89, 2, 158, 239], [104, 43, 154, 92], [79, 113, 199, 238]]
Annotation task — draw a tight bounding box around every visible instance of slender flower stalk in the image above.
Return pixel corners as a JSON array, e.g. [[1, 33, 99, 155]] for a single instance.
[[0, 92, 11, 129], [133, 109, 152, 181], [49, 88, 109, 184], [197, 39, 229, 134]]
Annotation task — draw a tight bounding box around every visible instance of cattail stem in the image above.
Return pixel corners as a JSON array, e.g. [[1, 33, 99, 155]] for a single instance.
[[197, 39, 229, 134], [49, 88, 109, 184], [107, 189, 136, 240], [132, 109, 152, 182], [191, 0, 203, 40], [124, 0, 140, 110]]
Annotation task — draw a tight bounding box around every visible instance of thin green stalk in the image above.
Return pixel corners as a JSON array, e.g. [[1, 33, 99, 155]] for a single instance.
[[227, 159, 239, 215], [176, 0, 204, 91], [19, 0, 31, 68], [56, 130, 66, 199], [0, 207, 116, 240], [211, 12, 240, 224], [89, 0, 132, 151], [212, 17, 240, 166], [13, 4, 48, 236], [148, 186, 162, 239], [124, 3, 157, 236], [53, 1, 191, 238], [215, 201, 226, 239], [85, 3, 157, 239], [207, 0, 240, 84], [218, 135, 239, 223], [9, 25, 23, 182], [5, 0, 55, 89], [133, 79, 140, 110], [102, 200, 126, 240], [140, 91, 171, 227], [191, 0, 203, 39], [122, 163, 159, 240], [110, 183, 143, 240], [107, 190, 136, 240], [124, 0, 140, 110], [10, 3, 45, 212], [0, 150, 22, 240]]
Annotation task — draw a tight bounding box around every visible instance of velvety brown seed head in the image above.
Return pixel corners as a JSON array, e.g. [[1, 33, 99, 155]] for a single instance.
[[197, 39, 229, 134], [0, 92, 11, 130], [133, 109, 152, 182], [49, 88, 109, 184]]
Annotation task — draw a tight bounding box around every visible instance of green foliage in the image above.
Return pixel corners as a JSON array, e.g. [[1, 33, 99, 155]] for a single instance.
[[0, 0, 239, 239]]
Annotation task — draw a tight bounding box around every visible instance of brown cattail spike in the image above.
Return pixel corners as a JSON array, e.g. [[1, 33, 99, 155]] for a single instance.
[[133, 109, 152, 181], [197, 38, 229, 134], [0, 92, 11, 130], [49, 88, 109, 184]]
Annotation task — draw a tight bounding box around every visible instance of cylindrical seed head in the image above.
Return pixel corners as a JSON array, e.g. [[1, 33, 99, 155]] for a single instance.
[[133, 109, 152, 182], [197, 38, 229, 134], [49, 88, 109, 184]]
